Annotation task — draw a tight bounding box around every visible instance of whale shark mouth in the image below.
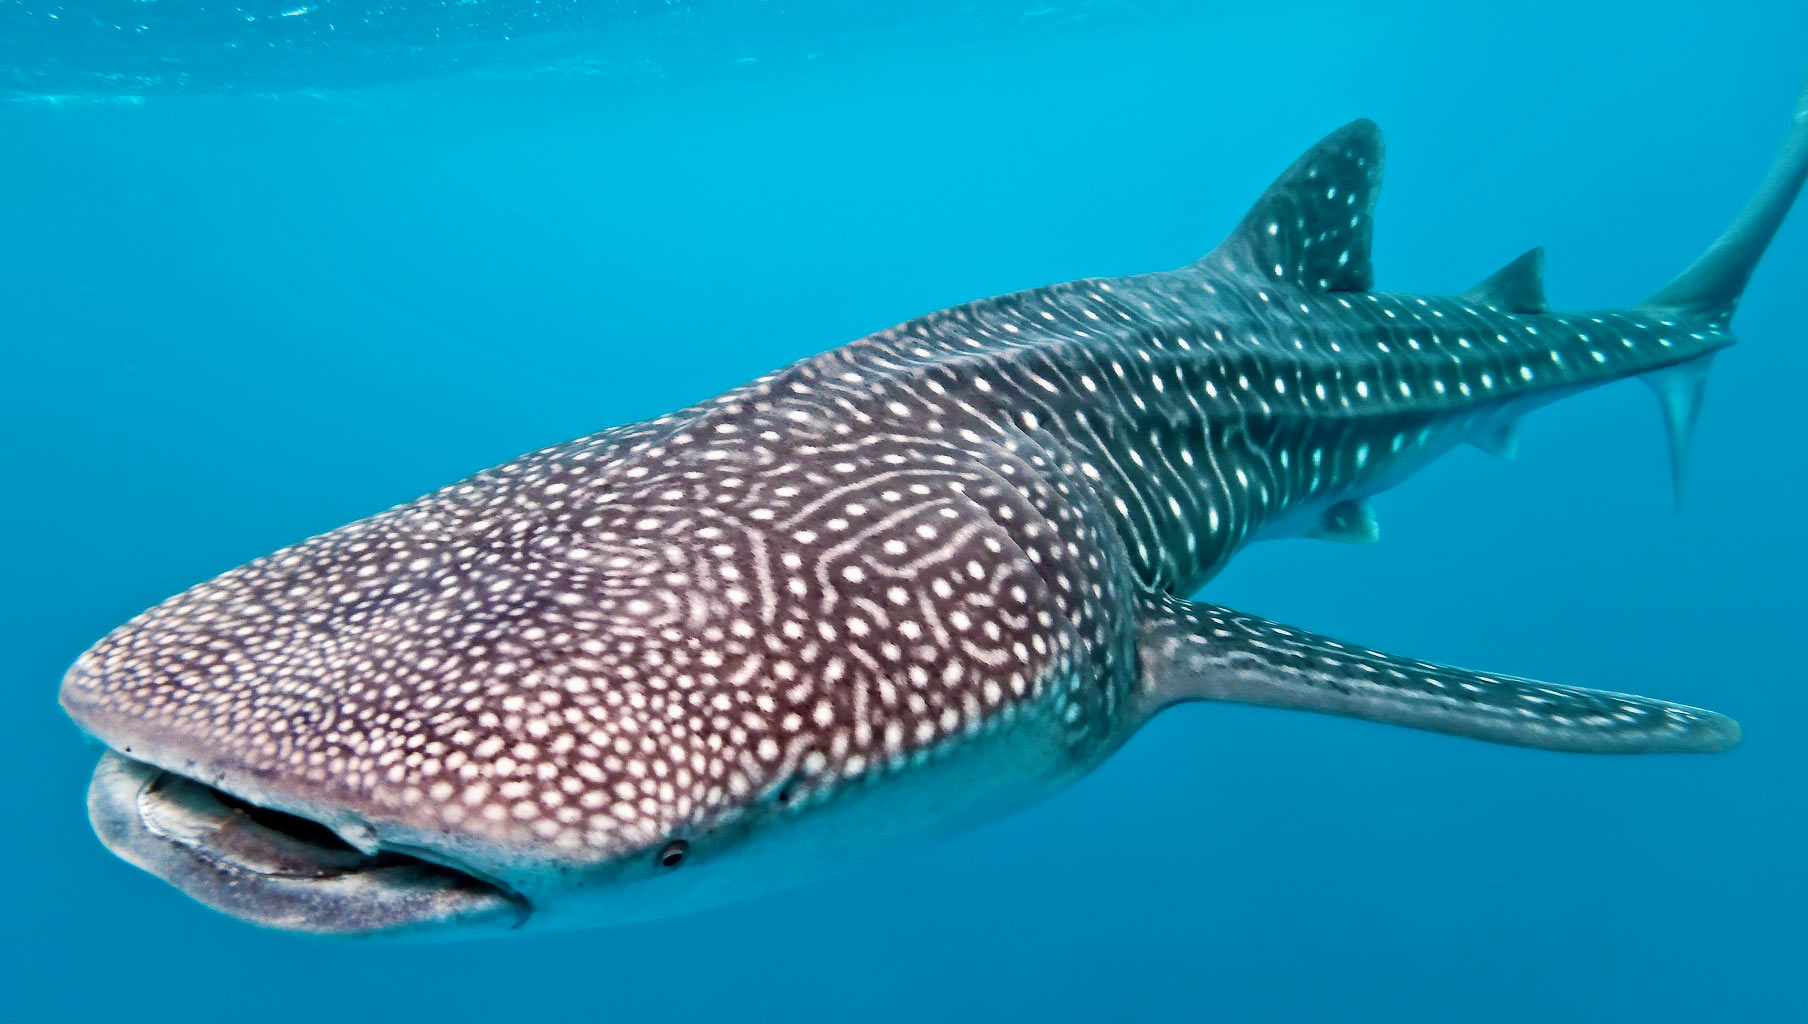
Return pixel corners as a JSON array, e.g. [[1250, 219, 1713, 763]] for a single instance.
[[86, 751, 530, 937]]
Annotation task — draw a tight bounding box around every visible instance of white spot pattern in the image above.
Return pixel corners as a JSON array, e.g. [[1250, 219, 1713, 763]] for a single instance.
[[61, 114, 1745, 887]]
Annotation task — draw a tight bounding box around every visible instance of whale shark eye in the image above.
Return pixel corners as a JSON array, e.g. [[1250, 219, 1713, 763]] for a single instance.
[[657, 840, 689, 870]]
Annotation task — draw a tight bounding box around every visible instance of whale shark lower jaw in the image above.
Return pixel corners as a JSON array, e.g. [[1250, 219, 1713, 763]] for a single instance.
[[60, 80, 1806, 937]]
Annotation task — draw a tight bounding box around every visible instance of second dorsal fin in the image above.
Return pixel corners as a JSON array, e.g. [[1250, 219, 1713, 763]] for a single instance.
[[1207, 119, 1384, 293], [1462, 247, 1548, 313]]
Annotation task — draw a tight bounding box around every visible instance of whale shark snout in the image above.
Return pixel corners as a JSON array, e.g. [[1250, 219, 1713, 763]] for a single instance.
[[62, 640, 538, 937], [82, 750, 529, 937]]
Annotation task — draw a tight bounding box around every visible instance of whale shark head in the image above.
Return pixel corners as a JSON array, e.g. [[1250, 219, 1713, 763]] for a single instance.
[[58, 430, 850, 937], [60, 421, 1075, 938]]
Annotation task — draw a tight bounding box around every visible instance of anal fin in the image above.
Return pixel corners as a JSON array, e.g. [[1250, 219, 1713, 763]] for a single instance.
[[1467, 418, 1520, 459], [1305, 499, 1379, 543], [1138, 595, 1738, 754]]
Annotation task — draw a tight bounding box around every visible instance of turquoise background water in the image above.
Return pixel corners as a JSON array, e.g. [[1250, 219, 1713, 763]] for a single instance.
[[4, 2, 1805, 1020]]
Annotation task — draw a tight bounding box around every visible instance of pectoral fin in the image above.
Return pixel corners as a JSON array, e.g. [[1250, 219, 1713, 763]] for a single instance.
[[1137, 595, 1738, 754]]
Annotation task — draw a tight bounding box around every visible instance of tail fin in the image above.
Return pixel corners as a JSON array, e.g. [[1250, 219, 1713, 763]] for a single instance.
[[1645, 77, 1808, 323]]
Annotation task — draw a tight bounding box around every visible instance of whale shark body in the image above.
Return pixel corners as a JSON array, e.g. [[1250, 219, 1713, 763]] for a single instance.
[[62, 84, 1808, 937]]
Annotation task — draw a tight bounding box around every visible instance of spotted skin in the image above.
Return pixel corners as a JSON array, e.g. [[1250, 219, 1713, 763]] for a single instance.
[[62, 90, 1807, 936]]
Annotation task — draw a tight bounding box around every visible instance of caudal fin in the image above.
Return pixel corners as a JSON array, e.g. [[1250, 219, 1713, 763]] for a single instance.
[[1645, 77, 1808, 323]]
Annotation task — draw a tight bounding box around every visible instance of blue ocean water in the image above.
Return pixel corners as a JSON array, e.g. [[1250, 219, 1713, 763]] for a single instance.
[[4, 1, 1805, 1019]]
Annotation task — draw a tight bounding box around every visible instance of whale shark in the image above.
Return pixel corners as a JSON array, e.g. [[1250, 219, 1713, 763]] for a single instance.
[[62, 82, 1807, 938]]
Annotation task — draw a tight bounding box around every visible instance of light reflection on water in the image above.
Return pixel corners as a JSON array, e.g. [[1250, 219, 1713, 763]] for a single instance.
[[2, 0, 1168, 99]]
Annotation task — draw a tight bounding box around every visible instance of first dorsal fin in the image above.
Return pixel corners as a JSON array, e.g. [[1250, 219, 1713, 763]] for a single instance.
[[1462, 247, 1548, 313], [1207, 119, 1385, 293]]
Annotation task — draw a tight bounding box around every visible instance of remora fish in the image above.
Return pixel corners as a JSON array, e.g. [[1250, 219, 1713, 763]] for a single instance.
[[63, 84, 1808, 938]]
